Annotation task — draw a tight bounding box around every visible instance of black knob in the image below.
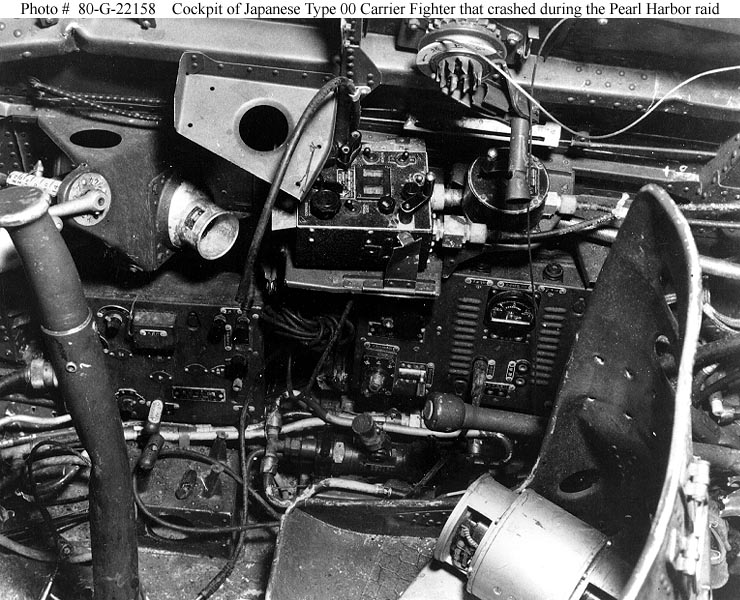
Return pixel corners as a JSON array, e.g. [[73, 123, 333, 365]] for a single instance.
[[401, 181, 422, 202], [226, 354, 247, 380], [543, 262, 564, 282], [352, 413, 390, 453], [103, 313, 124, 339], [352, 413, 376, 437], [233, 317, 249, 345], [208, 314, 227, 343], [377, 195, 396, 215], [423, 393, 466, 432], [309, 189, 341, 220]]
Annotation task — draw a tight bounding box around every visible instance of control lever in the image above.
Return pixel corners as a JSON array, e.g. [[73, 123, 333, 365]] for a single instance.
[[423, 392, 545, 437]]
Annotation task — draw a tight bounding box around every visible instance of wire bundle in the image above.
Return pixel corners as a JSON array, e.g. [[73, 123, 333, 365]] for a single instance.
[[0, 440, 92, 565], [261, 306, 355, 349], [28, 77, 167, 126]]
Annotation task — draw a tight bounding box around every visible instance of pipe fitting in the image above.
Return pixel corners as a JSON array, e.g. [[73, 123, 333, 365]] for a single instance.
[[28, 358, 57, 390], [159, 177, 239, 260]]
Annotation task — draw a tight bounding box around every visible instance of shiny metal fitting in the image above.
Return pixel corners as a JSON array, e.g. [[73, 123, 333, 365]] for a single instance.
[[0, 186, 50, 228], [162, 178, 239, 260]]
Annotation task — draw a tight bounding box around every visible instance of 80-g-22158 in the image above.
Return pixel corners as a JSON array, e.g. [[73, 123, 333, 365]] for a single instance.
[[78, 2, 155, 14]]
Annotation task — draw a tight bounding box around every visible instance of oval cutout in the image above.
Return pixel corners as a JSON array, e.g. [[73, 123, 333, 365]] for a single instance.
[[559, 469, 600, 495], [70, 129, 122, 149]]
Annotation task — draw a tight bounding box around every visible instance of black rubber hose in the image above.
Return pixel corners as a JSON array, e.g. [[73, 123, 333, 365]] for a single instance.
[[491, 214, 615, 243], [0, 186, 139, 599], [691, 406, 740, 449], [698, 372, 740, 404], [235, 77, 356, 305], [0, 370, 27, 396], [694, 334, 740, 372], [694, 442, 740, 474]]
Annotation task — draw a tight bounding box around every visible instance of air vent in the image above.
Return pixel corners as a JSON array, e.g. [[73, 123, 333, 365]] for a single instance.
[[449, 297, 481, 378], [534, 306, 566, 386]]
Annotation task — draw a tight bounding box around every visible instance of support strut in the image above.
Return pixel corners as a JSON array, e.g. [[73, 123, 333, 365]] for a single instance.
[[0, 187, 140, 599]]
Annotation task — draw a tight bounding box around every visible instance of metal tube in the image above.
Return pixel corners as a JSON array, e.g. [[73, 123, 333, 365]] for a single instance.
[[0, 187, 139, 600], [506, 116, 531, 203], [581, 224, 740, 281]]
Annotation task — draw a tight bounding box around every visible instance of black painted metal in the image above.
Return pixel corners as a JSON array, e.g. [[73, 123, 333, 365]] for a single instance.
[[0, 187, 139, 600], [527, 184, 693, 538]]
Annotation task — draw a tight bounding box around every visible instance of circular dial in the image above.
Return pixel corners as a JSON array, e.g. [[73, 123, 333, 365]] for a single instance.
[[486, 291, 537, 339]]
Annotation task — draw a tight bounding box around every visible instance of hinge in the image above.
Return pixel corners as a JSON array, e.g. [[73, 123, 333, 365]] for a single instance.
[[668, 457, 712, 599]]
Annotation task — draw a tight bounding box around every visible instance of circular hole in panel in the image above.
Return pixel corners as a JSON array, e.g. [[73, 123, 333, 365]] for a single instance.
[[238, 104, 289, 152]]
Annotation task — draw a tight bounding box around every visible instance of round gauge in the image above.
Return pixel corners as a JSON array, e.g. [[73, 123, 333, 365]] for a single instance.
[[486, 291, 537, 339]]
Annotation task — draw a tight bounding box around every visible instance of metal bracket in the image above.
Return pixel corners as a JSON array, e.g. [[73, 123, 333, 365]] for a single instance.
[[698, 131, 740, 202], [174, 52, 337, 200], [667, 457, 712, 599]]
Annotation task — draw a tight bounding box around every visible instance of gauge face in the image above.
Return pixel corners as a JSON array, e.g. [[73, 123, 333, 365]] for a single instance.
[[486, 291, 537, 339]]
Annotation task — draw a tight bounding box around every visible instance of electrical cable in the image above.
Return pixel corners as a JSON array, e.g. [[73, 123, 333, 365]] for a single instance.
[[132, 397, 277, 549], [0, 414, 71, 429], [194, 448, 265, 600], [704, 302, 740, 331], [0, 532, 90, 563], [135, 449, 279, 521], [283, 478, 398, 519], [698, 371, 740, 403], [34, 503, 74, 560], [295, 299, 354, 420], [695, 334, 740, 372], [32, 467, 84, 499], [262, 306, 355, 348], [285, 354, 294, 399], [155, 449, 244, 482], [679, 202, 740, 214], [260, 298, 355, 510], [0, 394, 57, 409], [3, 510, 89, 545], [0, 370, 27, 397], [523, 22, 569, 405], [482, 54, 740, 140], [404, 455, 449, 499], [492, 214, 614, 243], [27, 441, 90, 506], [704, 304, 740, 335], [35, 495, 90, 507], [235, 77, 357, 306], [524, 191, 539, 406], [0, 437, 92, 564], [26, 441, 89, 467], [132, 474, 278, 535], [688, 219, 740, 230], [527, 18, 569, 154], [0, 427, 81, 451]]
